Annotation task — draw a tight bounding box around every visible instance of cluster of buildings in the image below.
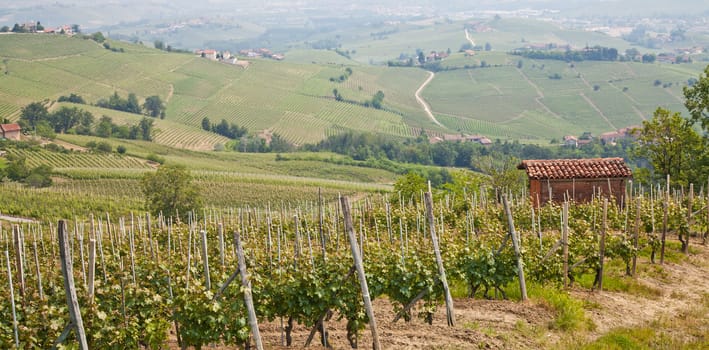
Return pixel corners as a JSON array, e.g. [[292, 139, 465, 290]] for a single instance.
[[429, 133, 492, 146], [562, 126, 639, 147], [7, 21, 75, 35], [238, 48, 285, 61], [195, 48, 284, 65]]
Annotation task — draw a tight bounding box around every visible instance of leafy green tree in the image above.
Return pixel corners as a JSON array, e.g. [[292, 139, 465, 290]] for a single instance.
[[25, 165, 52, 188], [96, 115, 113, 137], [632, 107, 704, 187], [91, 32, 105, 43], [141, 164, 202, 219], [684, 65, 709, 132], [201, 117, 211, 131], [478, 154, 526, 202], [96, 141, 112, 153], [1, 26, 10, 33], [126, 93, 141, 114], [393, 172, 427, 204], [58, 93, 86, 104], [143, 95, 165, 118], [139, 117, 154, 141], [5, 155, 29, 181], [19, 102, 49, 129], [154, 40, 165, 50]]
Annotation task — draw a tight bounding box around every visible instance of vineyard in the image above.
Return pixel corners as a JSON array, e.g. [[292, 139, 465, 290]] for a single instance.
[[1, 186, 708, 349]]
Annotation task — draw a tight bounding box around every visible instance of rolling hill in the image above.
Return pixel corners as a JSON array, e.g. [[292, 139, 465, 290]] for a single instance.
[[0, 30, 706, 149]]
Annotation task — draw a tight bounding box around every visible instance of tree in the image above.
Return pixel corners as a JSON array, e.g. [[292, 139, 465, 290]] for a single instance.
[[139, 117, 154, 141], [484, 42, 492, 51], [25, 165, 53, 188], [50, 106, 84, 133], [96, 115, 113, 138], [393, 172, 427, 205], [141, 164, 202, 219], [126, 93, 141, 114], [19, 102, 49, 129], [201, 117, 211, 131], [684, 65, 709, 132], [478, 155, 526, 202], [143, 95, 165, 118], [1, 26, 10, 33], [58, 93, 86, 104], [154, 40, 165, 50], [418, 51, 425, 64], [632, 107, 704, 187], [91, 32, 105, 43]]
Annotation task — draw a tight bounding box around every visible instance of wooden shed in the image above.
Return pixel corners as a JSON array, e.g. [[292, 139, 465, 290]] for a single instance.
[[517, 157, 632, 207]]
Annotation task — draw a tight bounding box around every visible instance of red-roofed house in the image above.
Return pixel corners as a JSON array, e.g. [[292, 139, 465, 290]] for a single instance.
[[518, 158, 632, 206], [0, 123, 21, 141]]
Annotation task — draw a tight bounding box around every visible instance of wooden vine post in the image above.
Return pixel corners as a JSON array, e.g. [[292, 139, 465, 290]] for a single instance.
[[503, 195, 528, 301], [562, 202, 569, 288], [12, 225, 25, 300], [234, 231, 264, 350], [200, 230, 211, 290], [632, 199, 640, 276], [57, 220, 89, 349], [5, 250, 19, 348], [424, 190, 456, 325], [340, 196, 381, 349], [660, 177, 669, 264], [598, 198, 608, 291], [682, 184, 693, 254]]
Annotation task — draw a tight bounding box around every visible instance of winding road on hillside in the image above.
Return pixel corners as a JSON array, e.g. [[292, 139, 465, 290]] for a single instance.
[[464, 29, 476, 47], [415, 71, 443, 127]]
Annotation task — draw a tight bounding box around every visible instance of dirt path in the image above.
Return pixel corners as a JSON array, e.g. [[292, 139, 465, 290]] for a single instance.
[[415, 71, 443, 127], [0, 213, 37, 223], [464, 29, 476, 47], [573, 239, 709, 342], [166, 83, 174, 103], [514, 67, 562, 119], [580, 92, 617, 129]]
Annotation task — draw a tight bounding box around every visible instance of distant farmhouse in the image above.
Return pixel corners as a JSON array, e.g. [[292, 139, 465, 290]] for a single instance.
[[518, 157, 632, 207], [0, 123, 21, 141]]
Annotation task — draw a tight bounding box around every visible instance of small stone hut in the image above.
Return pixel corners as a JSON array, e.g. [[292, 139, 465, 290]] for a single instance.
[[0, 123, 21, 141], [517, 157, 632, 207]]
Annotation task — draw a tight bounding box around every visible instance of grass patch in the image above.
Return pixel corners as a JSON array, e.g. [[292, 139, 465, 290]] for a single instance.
[[581, 327, 657, 350], [576, 273, 663, 299], [506, 282, 593, 332]]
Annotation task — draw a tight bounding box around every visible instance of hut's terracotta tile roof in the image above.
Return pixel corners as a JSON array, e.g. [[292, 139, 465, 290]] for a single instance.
[[0, 123, 21, 132], [517, 158, 632, 179]]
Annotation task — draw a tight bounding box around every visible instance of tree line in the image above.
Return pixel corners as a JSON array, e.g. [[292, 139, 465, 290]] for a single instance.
[[18, 100, 154, 141], [511, 45, 619, 62], [96, 92, 166, 118]]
